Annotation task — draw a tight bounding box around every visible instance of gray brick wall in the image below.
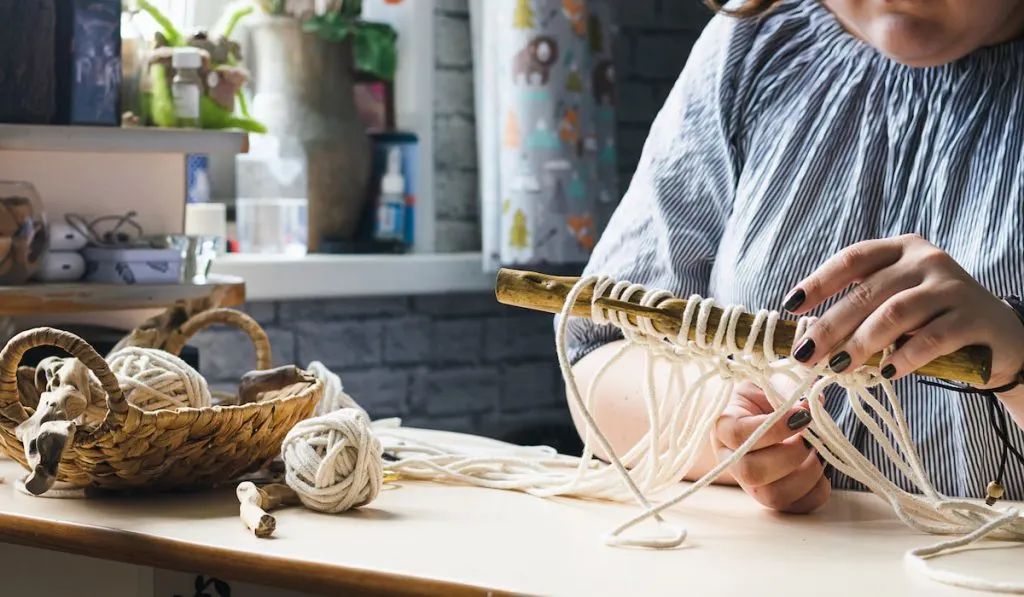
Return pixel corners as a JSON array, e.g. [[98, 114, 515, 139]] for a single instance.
[[193, 0, 711, 451], [191, 294, 585, 452]]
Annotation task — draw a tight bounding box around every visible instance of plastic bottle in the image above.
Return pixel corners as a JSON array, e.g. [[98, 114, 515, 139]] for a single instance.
[[374, 147, 406, 243], [171, 47, 203, 128]]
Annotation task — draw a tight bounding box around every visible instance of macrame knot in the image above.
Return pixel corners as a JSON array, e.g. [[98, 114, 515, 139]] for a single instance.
[[107, 347, 212, 410], [281, 408, 385, 514]]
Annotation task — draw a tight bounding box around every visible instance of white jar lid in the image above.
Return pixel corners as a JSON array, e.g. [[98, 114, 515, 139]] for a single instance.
[[172, 47, 203, 69]]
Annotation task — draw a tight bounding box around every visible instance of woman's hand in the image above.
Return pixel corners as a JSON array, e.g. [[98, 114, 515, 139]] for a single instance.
[[782, 234, 1024, 390], [712, 380, 830, 514]]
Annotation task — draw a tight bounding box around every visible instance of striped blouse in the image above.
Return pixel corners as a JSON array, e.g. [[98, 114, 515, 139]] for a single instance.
[[563, 0, 1024, 500]]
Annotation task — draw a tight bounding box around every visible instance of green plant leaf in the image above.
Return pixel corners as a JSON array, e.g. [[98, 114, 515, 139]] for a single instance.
[[340, 0, 363, 18], [351, 21, 398, 80]]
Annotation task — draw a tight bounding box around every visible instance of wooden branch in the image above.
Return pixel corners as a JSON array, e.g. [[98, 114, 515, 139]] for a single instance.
[[494, 268, 992, 386], [237, 481, 302, 538], [14, 385, 88, 495]]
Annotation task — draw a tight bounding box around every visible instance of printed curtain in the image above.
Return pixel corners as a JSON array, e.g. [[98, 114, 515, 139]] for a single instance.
[[471, 0, 619, 273]]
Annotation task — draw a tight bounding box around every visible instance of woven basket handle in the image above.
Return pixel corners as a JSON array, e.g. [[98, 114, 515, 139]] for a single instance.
[[0, 328, 129, 425], [163, 308, 273, 371]]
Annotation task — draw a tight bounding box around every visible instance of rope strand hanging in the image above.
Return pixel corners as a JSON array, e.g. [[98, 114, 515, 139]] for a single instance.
[[362, 272, 1024, 593]]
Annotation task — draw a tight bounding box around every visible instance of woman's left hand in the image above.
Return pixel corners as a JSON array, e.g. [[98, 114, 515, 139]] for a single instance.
[[781, 233, 1024, 390]]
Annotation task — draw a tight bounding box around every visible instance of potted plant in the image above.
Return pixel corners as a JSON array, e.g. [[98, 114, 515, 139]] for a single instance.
[[256, 0, 398, 82], [128, 0, 267, 132], [244, 0, 399, 251]]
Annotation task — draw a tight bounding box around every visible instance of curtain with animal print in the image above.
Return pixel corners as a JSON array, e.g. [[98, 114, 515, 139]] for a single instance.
[[470, 0, 618, 272]]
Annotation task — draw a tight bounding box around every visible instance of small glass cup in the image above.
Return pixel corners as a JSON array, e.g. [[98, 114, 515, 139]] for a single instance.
[[235, 198, 308, 256], [0, 181, 48, 285]]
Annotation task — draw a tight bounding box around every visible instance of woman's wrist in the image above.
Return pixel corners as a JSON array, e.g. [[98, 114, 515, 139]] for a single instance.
[[992, 295, 1024, 401]]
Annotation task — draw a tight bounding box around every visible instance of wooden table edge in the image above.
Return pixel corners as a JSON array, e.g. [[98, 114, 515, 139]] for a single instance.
[[0, 511, 514, 597]]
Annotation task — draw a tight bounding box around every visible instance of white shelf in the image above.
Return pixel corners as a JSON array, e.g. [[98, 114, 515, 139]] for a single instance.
[[0, 124, 249, 155], [208, 252, 496, 301]]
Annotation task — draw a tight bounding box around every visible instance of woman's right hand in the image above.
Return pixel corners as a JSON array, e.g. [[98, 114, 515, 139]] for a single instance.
[[711, 380, 830, 514]]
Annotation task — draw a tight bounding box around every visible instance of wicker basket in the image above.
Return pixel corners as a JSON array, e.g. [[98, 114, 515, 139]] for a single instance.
[[0, 308, 323, 493]]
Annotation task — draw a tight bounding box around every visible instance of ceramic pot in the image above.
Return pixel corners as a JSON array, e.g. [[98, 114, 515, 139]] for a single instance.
[[247, 16, 372, 251]]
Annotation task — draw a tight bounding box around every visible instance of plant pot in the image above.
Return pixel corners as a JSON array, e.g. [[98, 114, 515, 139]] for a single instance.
[[247, 16, 372, 252]]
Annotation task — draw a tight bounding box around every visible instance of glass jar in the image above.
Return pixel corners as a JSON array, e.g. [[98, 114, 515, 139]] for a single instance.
[[0, 181, 48, 285]]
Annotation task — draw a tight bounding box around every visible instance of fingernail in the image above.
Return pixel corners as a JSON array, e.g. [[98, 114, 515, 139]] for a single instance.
[[881, 364, 896, 379], [783, 288, 806, 312], [787, 409, 812, 430], [793, 338, 815, 362], [829, 351, 851, 373]]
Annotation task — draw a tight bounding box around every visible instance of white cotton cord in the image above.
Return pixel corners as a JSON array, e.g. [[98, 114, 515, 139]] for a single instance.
[[107, 347, 212, 411], [555, 275, 684, 546], [307, 360, 368, 420], [340, 275, 1024, 593], [904, 508, 1024, 593], [281, 407, 384, 514], [14, 476, 86, 499]]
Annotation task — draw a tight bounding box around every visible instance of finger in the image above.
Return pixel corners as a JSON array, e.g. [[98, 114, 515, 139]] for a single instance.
[[748, 449, 826, 512], [730, 380, 775, 416], [783, 474, 832, 515], [823, 286, 947, 373], [783, 238, 903, 315], [715, 400, 813, 452], [878, 310, 965, 381], [726, 434, 813, 488], [790, 266, 923, 368]]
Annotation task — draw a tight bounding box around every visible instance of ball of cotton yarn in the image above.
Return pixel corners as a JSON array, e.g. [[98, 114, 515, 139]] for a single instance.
[[281, 407, 384, 514], [107, 346, 212, 411]]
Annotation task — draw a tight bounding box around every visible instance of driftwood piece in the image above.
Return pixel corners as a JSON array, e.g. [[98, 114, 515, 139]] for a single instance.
[[237, 481, 302, 538], [16, 366, 41, 411], [14, 385, 88, 495], [494, 268, 992, 386], [237, 365, 310, 405]]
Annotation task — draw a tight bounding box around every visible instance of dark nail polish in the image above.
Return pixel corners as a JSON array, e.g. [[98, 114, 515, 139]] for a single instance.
[[793, 339, 815, 362], [787, 409, 812, 430], [829, 351, 851, 373], [881, 364, 896, 379], [783, 288, 806, 312]]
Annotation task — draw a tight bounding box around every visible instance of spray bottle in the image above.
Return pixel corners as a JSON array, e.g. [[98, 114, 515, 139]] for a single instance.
[[375, 147, 406, 243]]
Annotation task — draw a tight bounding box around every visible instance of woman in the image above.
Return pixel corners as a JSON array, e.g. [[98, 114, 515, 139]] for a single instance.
[[563, 0, 1024, 514]]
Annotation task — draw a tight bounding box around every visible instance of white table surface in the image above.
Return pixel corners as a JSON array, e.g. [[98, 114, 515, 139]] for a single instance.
[[0, 428, 1020, 597]]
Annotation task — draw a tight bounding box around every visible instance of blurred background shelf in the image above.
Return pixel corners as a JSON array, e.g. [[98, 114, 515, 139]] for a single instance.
[[209, 253, 493, 300], [0, 274, 245, 316], [0, 124, 249, 155]]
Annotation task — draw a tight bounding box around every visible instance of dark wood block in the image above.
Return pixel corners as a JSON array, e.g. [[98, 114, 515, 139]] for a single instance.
[[54, 0, 122, 126], [0, 0, 57, 125]]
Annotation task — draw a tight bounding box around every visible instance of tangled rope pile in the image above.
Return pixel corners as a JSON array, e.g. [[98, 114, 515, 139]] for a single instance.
[[313, 275, 1024, 593]]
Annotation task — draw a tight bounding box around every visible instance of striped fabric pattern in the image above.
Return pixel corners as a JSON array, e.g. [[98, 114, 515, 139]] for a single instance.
[[563, 0, 1024, 499]]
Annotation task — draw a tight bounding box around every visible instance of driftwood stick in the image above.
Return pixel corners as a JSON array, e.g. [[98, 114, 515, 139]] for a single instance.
[[14, 385, 88, 495], [237, 481, 302, 538], [237, 365, 310, 405], [494, 268, 992, 386]]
